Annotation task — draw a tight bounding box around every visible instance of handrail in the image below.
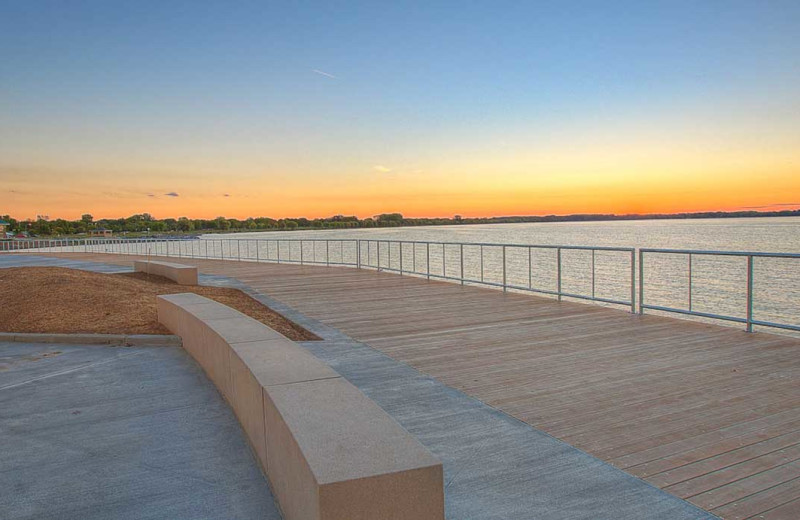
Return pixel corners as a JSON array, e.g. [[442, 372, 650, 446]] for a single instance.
[[639, 248, 800, 333], [4, 238, 799, 333], [640, 247, 800, 259]]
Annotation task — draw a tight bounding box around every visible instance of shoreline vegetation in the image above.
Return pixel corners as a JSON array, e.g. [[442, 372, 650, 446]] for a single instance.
[[2, 209, 799, 238]]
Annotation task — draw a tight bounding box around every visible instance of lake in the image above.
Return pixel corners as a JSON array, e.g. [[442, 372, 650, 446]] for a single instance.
[[208, 216, 800, 253], [15, 217, 797, 333], [207, 217, 800, 333]]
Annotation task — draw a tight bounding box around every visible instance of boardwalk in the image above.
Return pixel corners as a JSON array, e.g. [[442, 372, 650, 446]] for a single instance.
[[41, 253, 800, 518]]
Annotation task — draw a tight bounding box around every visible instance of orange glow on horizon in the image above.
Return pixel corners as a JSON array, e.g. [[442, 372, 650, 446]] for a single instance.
[[4, 132, 799, 221], [4, 166, 799, 222]]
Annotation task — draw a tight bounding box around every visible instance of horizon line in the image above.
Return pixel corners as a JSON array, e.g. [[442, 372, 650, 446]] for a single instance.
[[5, 207, 800, 224]]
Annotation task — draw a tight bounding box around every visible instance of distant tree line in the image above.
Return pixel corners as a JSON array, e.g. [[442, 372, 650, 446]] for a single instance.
[[1, 212, 406, 236], [2, 209, 799, 237]]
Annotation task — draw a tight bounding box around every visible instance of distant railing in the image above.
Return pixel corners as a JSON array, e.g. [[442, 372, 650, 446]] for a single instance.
[[0, 237, 636, 312], [4, 238, 799, 333], [639, 248, 800, 333]]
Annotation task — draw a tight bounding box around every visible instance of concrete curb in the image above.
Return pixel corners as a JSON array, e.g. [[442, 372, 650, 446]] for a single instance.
[[157, 293, 444, 520], [0, 332, 182, 347]]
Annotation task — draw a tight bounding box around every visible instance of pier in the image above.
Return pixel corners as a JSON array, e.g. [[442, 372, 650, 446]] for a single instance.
[[7, 248, 793, 520]]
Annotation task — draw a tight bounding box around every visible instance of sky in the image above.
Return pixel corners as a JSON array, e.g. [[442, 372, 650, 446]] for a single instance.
[[1, 1, 799, 220]]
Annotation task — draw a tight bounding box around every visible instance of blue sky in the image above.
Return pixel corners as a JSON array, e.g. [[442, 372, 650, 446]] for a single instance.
[[2, 1, 799, 218]]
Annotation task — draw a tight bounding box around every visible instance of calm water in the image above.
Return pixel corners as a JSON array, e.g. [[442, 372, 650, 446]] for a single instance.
[[208, 217, 800, 332], [210, 217, 800, 252], [22, 217, 797, 333]]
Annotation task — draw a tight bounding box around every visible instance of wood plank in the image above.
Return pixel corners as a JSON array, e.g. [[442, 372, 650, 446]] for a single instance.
[[36, 252, 800, 520]]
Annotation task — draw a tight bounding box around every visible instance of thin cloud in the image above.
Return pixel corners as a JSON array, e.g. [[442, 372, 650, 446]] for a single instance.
[[147, 193, 156, 198], [223, 193, 230, 197], [312, 69, 337, 79], [164, 192, 179, 197], [741, 203, 800, 209], [373, 165, 392, 173]]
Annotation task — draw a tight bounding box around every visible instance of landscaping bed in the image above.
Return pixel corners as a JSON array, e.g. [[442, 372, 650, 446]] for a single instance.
[[0, 267, 319, 340]]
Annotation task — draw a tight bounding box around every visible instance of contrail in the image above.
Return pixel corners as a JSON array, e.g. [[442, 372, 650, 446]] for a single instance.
[[312, 69, 337, 79]]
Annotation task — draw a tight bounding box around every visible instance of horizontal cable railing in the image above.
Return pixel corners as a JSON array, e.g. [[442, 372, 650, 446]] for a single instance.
[[357, 240, 636, 311], [639, 248, 800, 333], [1, 237, 636, 311], [3, 238, 799, 333]]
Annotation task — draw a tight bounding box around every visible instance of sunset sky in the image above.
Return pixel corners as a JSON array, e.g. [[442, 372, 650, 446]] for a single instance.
[[2, 1, 799, 220]]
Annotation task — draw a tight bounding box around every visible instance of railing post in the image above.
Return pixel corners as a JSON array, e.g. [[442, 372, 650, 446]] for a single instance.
[[503, 245, 507, 292], [556, 247, 561, 300], [277, 240, 281, 263], [529, 246, 533, 289], [400, 242, 404, 275], [746, 255, 754, 332], [326, 240, 330, 267], [638, 249, 644, 314], [440, 243, 445, 278], [480, 245, 484, 283], [300, 240, 304, 265], [256, 240, 260, 263], [630, 249, 635, 313], [413, 242, 416, 273], [688, 253, 693, 312], [426, 242, 430, 280], [460, 243, 464, 285], [357, 240, 361, 268]]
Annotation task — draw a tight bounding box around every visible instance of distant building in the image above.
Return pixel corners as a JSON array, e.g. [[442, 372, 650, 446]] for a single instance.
[[0, 220, 9, 234], [89, 229, 113, 237]]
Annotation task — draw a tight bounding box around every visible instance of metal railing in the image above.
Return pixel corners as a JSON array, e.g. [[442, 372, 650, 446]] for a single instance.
[[639, 248, 800, 333], [358, 240, 636, 311], [4, 238, 799, 333], [1, 237, 636, 311]]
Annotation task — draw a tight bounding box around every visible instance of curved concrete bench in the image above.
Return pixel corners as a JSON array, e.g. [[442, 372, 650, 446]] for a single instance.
[[134, 260, 198, 285], [157, 293, 443, 520]]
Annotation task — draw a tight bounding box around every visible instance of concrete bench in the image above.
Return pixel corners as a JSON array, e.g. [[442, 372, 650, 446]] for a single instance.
[[134, 260, 198, 285], [157, 293, 444, 520]]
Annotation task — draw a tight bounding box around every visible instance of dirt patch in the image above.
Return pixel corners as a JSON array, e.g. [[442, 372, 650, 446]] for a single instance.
[[0, 267, 319, 341]]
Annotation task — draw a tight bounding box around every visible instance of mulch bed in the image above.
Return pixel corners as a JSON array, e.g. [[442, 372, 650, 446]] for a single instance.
[[0, 267, 319, 341]]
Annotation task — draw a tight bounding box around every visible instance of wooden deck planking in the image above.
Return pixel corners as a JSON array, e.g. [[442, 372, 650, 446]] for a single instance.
[[41, 253, 800, 519], [711, 477, 800, 519]]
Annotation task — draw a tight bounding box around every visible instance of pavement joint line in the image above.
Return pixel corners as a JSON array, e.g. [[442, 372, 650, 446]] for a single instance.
[[0, 350, 144, 391], [0, 332, 182, 347]]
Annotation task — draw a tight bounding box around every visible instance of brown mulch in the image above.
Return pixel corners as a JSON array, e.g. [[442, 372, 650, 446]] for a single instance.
[[0, 267, 319, 341]]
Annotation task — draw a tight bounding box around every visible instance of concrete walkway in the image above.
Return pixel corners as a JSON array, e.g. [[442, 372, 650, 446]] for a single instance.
[[0, 340, 281, 520], [1, 255, 715, 519]]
